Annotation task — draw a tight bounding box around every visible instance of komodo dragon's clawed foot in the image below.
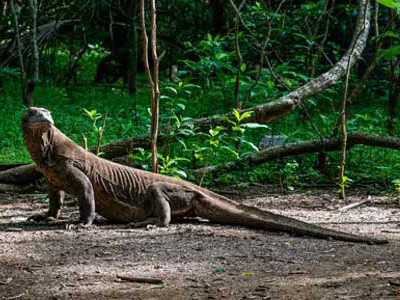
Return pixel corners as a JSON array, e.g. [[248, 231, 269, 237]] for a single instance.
[[129, 218, 161, 229], [27, 215, 58, 224], [65, 223, 94, 231]]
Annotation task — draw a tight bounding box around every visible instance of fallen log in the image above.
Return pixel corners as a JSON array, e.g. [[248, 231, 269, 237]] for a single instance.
[[2, 130, 397, 187], [0, 163, 41, 184], [0, 163, 29, 172], [0, 182, 39, 193], [195, 132, 400, 176], [116, 275, 164, 285]]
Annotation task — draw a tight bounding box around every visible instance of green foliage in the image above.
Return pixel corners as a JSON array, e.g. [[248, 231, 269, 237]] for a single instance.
[[158, 154, 189, 179], [82, 108, 107, 154], [378, 45, 400, 60], [0, 67, 20, 80], [2, 1, 400, 193], [280, 160, 300, 191]]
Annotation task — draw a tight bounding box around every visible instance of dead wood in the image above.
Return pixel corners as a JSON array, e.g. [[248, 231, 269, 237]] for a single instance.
[[95, 134, 170, 159], [338, 198, 371, 212], [194, 132, 400, 176], [0, 163, 30, 172], [0, 182, 39, 193], [116, 275, 164, 285], [0, 163, 41, 184], [3, 130, 396, 186]]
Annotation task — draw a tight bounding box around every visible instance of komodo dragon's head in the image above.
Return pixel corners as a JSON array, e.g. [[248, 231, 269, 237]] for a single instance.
[[22, 107, 54, 126]]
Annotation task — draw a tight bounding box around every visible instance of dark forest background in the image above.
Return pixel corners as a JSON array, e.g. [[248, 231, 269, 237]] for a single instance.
[[1, 0, 400, 193]]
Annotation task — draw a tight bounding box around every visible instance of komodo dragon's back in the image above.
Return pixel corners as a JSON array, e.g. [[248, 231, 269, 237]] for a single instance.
[[22, 107, 389, 245]]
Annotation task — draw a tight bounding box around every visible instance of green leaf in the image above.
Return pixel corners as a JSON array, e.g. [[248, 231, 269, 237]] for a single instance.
[[239, 111, 253, 122], [221, 146, 239, 159], [194, 153, 203, 160], [174, 170, 187, 178], [82, 107, 91, 117], [209, 126, 226, 137], [232, 125, 245, 134], [178, 128, 195, 136], [232, 109, 241, 122], [216, 52, 229, 60], [176, 103, 186, 111], [165, 86, 178, 95], [209, 128, 219, 137], [220, 116, 237, 126], [241, 140, 259, 152], [183, 83, 201, 89], [172, 114, 181, 128], [377, 0, 400, 8], [177, 138, 187, 150], [210, 139, 219, 146]]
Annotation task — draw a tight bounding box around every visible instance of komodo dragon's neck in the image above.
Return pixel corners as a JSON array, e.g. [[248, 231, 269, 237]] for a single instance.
[[22, 122, 54, 168], [22, 122, 85, 170]]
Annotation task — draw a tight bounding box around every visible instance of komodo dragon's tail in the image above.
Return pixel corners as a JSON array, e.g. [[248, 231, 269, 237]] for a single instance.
[[197, 198, 388, 244]]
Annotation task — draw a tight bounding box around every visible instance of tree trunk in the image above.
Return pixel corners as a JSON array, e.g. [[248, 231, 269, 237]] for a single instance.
[[10, 0, 30, 106], [127, 1, 139, 95], [210, 0, 227, 34], [140, 0, 160, 173], [29, 0, 40, 82], [387, 63, 400, 135]]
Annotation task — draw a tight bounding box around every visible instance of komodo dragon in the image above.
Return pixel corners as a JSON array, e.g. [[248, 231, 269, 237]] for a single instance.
[[21, 107, 387, 244]]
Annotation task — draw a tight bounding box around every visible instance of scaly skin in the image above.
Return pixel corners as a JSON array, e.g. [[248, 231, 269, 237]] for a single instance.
[[21, 107, 388, 244]]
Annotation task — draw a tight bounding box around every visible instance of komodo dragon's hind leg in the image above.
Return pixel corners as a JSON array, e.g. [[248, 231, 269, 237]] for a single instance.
[[129, 183, 173, 228], [28, 179, 65, 223]]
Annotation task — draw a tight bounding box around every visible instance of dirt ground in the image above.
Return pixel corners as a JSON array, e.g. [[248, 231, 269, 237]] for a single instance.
[[1, 187, 400, 300]]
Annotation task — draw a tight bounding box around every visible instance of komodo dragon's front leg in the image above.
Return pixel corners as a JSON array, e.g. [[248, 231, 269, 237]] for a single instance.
[[56, 161, 96, 226], [29, 161, 95, 226], [44, 161, 96, 226]]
